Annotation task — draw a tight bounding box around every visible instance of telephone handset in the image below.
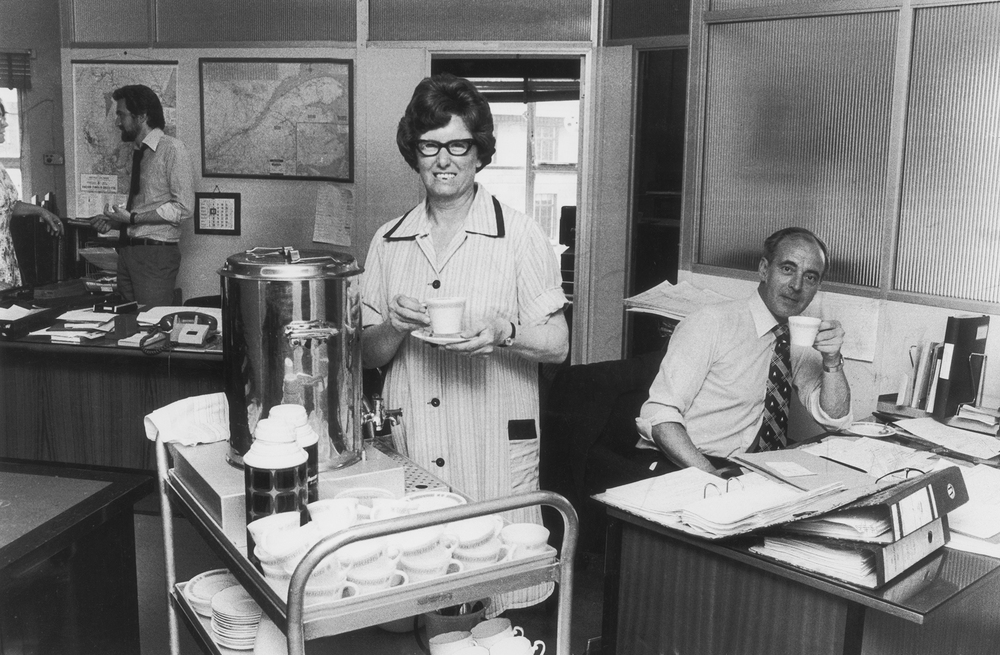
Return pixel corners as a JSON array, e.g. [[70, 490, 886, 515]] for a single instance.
[[140, 311, 219, 354]]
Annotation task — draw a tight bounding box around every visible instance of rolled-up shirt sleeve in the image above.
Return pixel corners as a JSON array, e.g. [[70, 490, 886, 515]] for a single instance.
[[791, 346, 855, 430], [636, 312, 717, 443]]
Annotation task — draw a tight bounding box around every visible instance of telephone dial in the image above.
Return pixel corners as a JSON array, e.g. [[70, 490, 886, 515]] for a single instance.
[[139, 311, 219, 355]]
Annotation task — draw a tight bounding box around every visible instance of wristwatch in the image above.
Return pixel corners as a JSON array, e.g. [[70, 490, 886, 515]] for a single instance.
[[823, 354, 845, 373], [498, 322, 516, 348]]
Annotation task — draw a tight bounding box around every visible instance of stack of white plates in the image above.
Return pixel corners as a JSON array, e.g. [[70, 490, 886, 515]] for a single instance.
[[184, 569, 240, 617], [210, 585, 262, 651]]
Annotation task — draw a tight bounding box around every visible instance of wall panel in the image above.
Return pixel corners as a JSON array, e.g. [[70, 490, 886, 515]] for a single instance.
[[156, 0, 355, 43], [698, 12, 896, 286], [895, 3, 1000, 303], [369, 0, 590, 42], [72, 0, 148, 43]]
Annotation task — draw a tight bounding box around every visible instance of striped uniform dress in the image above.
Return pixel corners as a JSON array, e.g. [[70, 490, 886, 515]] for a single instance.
[[361, 184, 567, 612]]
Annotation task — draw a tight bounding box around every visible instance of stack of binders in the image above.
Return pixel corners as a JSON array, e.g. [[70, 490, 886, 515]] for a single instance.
[[751, 466, 969, 588]]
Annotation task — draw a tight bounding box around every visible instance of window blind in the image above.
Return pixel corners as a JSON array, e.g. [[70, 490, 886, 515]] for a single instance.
[[0, 52, 30, 90]]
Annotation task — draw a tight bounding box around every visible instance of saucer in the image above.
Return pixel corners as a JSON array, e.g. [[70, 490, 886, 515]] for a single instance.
[[413, 330, 469, 345], [844, 421, 897, 438]]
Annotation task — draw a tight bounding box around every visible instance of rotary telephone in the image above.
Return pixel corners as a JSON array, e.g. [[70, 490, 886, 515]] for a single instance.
[[139, 311, 218, 354]]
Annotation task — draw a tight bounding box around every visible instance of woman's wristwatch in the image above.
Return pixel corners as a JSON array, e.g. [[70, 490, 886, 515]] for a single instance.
[[498, 322, 516, 348]]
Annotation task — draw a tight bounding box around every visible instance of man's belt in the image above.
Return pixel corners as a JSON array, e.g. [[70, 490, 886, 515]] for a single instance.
[[119, 237, 178, 247]]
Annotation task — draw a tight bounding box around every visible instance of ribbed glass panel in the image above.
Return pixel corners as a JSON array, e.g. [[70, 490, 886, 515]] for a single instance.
[[896, 4, 1000, 303], [370, 0, 590, 42], [698, 13, 895, 286], [73, 0, 148, 43], [609, 0, 690, 40], [157, 0, 354, 43], [710, 0, 827, 10]]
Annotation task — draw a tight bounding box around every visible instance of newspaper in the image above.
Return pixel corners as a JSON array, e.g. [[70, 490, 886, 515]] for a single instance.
[[624, 280, 731, 320]]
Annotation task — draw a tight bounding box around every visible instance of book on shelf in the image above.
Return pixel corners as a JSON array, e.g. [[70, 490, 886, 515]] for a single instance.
[[932, 314, 990, 419]]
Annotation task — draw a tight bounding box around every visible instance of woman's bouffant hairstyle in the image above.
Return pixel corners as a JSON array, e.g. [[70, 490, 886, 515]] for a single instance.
[[396, 73, 496, 172]]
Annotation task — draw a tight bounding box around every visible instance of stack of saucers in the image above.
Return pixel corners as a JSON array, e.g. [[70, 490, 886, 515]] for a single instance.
[[184, 569, 240, 618], [210, 585, 262, 651]]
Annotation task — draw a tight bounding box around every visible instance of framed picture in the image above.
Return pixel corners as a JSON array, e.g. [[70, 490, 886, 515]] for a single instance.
[[194, 192, 241, 235], [198, 58, 353, 182]]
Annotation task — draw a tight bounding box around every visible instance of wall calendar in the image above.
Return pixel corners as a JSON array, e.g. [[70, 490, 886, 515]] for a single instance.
[[194, 192, 241, 235]]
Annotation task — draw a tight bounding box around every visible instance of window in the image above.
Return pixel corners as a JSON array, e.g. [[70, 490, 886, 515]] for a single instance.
[[688, 0, 1000, 309], [431, 58, 581, 243], [534, 193, 557, 236], [0, 87, 21, 199]]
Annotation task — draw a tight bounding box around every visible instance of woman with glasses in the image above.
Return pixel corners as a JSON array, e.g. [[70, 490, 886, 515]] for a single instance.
[[0, 99, 64, 290], [360, 73, 568, 612]]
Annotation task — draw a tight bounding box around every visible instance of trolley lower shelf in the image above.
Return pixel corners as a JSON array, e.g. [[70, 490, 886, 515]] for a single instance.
[[160, 447, 579, 655]]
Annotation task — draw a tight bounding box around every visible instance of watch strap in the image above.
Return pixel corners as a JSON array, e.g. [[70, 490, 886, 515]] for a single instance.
[[823, 354, 844, 373], [499, 321, 516, 348]]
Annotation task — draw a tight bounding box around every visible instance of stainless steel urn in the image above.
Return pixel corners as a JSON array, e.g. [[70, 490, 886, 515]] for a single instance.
[[220, 246, 363, 470]]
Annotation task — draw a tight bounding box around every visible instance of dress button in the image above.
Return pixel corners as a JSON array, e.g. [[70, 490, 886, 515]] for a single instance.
[[432, 280, 441, 289], [430, 398, 441, 407], [435, 458, 445, 467]]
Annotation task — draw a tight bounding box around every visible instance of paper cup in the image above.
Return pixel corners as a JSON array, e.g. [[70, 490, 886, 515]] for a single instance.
[[787, 315, 822, 347], [426, 297, 466, 335]]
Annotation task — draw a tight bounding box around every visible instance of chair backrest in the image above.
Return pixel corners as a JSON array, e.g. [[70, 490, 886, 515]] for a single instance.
[[183, 295, 222, 308]]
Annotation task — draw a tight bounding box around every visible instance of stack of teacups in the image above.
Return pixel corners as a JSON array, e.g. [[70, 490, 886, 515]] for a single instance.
[[428, 630, 478, 655], [499, 523, 551, 560], [487, 635, 546, 655], [399, 531, 463, 584], [448, 515, 510, 571], [471, 618, 524, 649], [334, 486, 399, 522], [339, 535, 408, 594]]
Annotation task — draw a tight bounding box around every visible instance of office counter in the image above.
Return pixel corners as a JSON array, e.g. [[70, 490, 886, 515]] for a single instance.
[[0, 459, 154, 654], [0, 337, 223, 470], [600, 506, 1000, 655]]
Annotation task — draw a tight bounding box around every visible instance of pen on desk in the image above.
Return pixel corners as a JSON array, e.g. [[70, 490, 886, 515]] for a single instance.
[[817, 455, 868, 474]]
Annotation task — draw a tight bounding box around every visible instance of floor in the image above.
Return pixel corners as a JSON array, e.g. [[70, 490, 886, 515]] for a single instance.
[[135, 494, 607, 655]]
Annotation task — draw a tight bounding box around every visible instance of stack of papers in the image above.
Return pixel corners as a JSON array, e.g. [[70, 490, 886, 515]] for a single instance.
[[624, 280, 731, 320], [750, 537, 878, 587], [778, 508, 892, 544], [597, 468, 847, 539], [801, 437, 938, 480], [0, 304, 43, 321]]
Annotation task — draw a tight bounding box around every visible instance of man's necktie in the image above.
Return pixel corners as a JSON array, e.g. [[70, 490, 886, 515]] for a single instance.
[[753, 323, 792, 452], [120, 144, 146, 246]]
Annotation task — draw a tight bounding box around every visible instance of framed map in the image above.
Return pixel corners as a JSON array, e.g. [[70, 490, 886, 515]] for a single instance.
[[71, 60, 179, 219], [199, 58, 353, 182]]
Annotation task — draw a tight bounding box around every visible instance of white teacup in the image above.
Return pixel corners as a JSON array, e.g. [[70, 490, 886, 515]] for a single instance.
[[454, 538, 512, 571], [334, 487, 399, 521], [429, 630, 476, 655], [454, 647, 490, 655], [307, 498, 358, 533], [787, 315, 822, 347], [246, 512, 302, 551], [348, 565, 408, 595], [336, 536, 396, 570], [257, 522, 321, 568], [471, 618, 524, 649], [404, 490, 467, 513], [401, 546, 464, 583], [392, 525, 452, 558], [500, 523, 550, 559], [488, 635, 546, 655], [447, 515, 504, 549], [426, 297, 466, 335]]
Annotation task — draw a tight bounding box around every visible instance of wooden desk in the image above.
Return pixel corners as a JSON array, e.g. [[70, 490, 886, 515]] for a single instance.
[[0, 459, 154, 654], [601, 506, 1000, 655], [0, 337, 223, 470]]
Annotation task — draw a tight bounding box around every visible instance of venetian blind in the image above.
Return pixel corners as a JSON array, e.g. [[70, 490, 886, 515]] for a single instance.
[[0, 52, 31, 90]]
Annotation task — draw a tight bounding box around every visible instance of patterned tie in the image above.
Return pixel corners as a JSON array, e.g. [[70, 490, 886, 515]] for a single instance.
[[120, 144, 146, 246], [754, 323, 792, 452]]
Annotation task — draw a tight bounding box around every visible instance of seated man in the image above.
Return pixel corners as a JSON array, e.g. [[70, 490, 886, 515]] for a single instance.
[[635, 227, 853, 476]]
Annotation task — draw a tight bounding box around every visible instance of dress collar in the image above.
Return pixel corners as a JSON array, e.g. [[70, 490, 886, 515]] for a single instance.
[[140, 128, 164, 152], [383, 184, 506, 241], [748, 289, 781, 338]]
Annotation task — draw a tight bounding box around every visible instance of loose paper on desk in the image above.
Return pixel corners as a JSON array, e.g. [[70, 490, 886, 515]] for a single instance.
[[894, 417, 1000, 460], [801, 437, 938, 480], [0, 304, 41, 321], [623, 280, 730, 320], [78, 247, 119, 273]]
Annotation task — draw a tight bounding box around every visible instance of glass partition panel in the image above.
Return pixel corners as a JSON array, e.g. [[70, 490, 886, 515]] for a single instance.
[[896, 3, 1000, 303], [698, 13, 896, 285]]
